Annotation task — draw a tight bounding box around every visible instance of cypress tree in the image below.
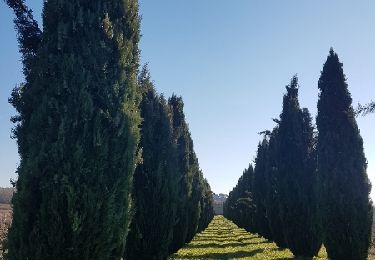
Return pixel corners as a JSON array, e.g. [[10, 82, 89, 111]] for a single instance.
[[253, 138, 272, 240], [317, 49, 372, 260], [223, 176, 241, 224], [124, 66, 178, 260], [277, 76, 321, 258], [223, 187, 236, 221], [198, 178, 214, 232], [168, 95, 201, 252], [185, 170, 214, 241], [242, 165, 255, 232], [6, 0, 141, 259], [223, 165, 256, 232], [186, 166, 204, 243], [237, 165, 256, 232], [265, 127, 287, 248], [168, 96, 190, 252]]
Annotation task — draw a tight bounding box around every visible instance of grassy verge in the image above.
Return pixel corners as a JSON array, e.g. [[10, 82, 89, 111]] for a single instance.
[[170, 215, 327, 260]]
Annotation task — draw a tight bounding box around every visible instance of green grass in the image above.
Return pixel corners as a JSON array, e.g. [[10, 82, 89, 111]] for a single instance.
[[169, 215, 327, 260]]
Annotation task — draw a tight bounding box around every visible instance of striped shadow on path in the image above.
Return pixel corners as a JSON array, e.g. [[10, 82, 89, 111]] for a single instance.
[[169, 215, 327, 260]]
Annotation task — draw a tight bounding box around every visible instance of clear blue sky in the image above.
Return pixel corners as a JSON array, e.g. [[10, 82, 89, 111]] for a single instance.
[[1, 1, 374, 197]]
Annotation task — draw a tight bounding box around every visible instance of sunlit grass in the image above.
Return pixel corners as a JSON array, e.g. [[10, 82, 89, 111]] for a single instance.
[[169, 215, 327, 260]]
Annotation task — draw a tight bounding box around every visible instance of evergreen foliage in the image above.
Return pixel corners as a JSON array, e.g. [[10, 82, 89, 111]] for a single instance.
[[252, 139, 272, 240], [264, 127, 287, 248], [168, 95, 193, 252], [357, 101, 375, 116], [124, 67, 178, 260], [317, 49, 373, 260], [168, 95, 214, 253], [5, 2, 372, 258], [217, 50, 373, 260], [223, 165, 256, 233], [6, 0, 141, 259], [186, 168, 204, 243], [276, 76, 321, 257], [5, 0, 42, 67], [198, 178, 215, 232]]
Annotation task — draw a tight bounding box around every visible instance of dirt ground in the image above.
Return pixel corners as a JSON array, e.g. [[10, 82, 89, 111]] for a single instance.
[[0, 204, 11, 259]]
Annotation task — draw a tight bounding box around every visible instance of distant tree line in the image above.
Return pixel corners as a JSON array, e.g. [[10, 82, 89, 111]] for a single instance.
[[4, 0, 213, 259], [224, 49, 373, 260]]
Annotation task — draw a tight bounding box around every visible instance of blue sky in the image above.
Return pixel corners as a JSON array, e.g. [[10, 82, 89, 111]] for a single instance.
[[1, 1, 374, 196]]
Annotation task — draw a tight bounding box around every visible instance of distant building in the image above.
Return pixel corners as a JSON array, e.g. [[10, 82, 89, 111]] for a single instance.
[[212, 193, 228, 215]]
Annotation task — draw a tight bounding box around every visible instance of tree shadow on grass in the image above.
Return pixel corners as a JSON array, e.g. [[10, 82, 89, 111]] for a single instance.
[[186, 242, 244, 249], [269, 258, 314, 260], [172, 248, 264, 259], [237, 238, 270, 245], [187, 239, 271, 249], [196, 234, 247, 240]]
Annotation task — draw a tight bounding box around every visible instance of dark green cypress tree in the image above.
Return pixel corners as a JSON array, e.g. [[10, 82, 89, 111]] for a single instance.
[[167, 96, 214, 250], [317, 49, 372, 260], [245, 165, 257, 233], [236, 165, 256, 232], [224, 177, 241, 225], [168, 96, 190, 252], [223, 164, 256, 232], [223, 188, 236, 221], [124, 66, 178, 260], [198, 179, 214, 232], [224, 169, 242, 226], [186, 165, 203, 243], [265, 127, 287, 248], [6, 0, 141, 259], [168, 95, 199, 252], [277, 76, 321, 258], [226, 184, 240, 224], [253, 138, 272, 240]]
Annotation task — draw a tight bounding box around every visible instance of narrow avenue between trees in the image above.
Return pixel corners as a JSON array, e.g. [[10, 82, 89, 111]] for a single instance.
[[170, 216, 327, 260]]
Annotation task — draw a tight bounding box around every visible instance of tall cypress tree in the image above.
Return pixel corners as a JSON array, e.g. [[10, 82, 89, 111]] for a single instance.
[[253, 138, 272, 240], [124, 67, 178, 260], [277, 76, 321, 258], [167, 96, 214, 252], [168, 95, 198, 252], [223, 186, 237, 222], [6, 0, 141, 259], [235, 165, 256, 232], [198, 178, 214, 232], [239, 165, 256, 232], [317, 49, 372, 260], [265, 126, 287, 248], [223, 165, 256, 232], [186, 163, 204, 243], [223, 174, 242, 225]]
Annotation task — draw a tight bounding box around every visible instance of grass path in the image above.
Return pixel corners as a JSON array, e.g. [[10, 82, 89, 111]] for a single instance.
[[169, 215, 327, 260]]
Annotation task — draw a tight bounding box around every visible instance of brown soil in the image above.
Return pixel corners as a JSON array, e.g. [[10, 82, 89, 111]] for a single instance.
[[0, 204, 12, 260]]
